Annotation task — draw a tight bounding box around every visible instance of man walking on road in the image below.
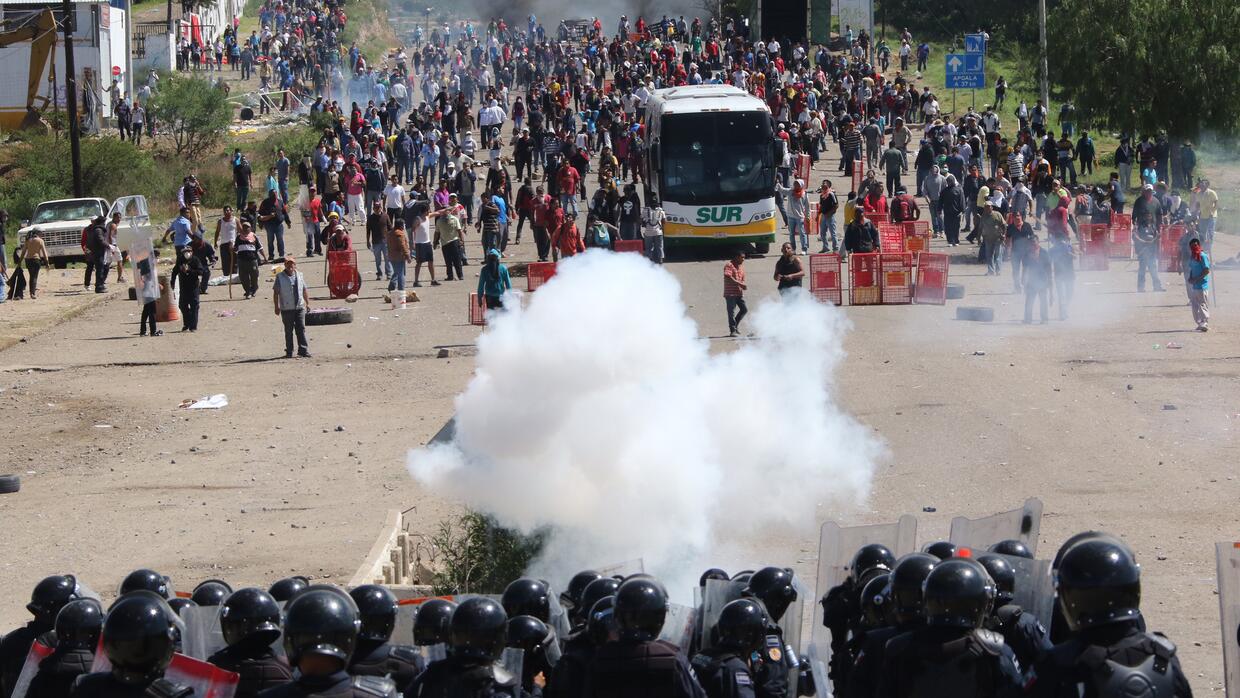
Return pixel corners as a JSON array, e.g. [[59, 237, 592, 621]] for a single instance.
[[1186, 238, 1211, 332], [273, 256, 311, 358], [724, 251, 748, 337]]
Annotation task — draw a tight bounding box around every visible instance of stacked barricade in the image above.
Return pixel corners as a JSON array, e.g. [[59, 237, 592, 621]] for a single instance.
[[809, 253, 843, 306], [1078, 224, 1109, 271], [880, 253, 915, 304], [849, 253, 882, 305], [613, 239, 645, 254], [913, 252, 950, 304], [526, 261, 556, 292], [795, 154, 812, 184], [1160, 224, 1186, 273], [903, 221, 931, 256], [879, 223, 906, 253], [863, 211, 887, 227], [1109, 213, 1133, 258], [468, 293, 486, 325]]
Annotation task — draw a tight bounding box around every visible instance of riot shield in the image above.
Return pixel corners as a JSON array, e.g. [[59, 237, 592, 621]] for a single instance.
[[394, 596, 458, 646], [657, 603, 697, 651], [1217, 542, 1240, 698], [595, 559, 646, 578], [417, 643, 448, 665], [780, 579, 808, 698], [180, 604, 226, 660], [698, 579, 745, 651], [809, 515, 918, 669], [948, 499, 1043, 556], [495, 647, 524, 689], [9, 639, 53, 698], [548, 590, 571, 639], [985, 553, 1054, 628], [164, 653, 239, 698], [129, 237, 161, 304]]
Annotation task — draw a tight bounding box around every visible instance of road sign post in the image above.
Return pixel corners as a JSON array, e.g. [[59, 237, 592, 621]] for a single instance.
[[964, 33, 986, 54], [945, 53, 985, 90]]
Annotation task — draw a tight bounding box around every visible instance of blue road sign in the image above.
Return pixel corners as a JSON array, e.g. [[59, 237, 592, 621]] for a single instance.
[[964, 33, 986, 54], [945, 53, 985, 89]]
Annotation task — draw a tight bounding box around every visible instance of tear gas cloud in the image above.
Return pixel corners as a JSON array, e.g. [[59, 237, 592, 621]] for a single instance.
[[407, 251, 883, 592]]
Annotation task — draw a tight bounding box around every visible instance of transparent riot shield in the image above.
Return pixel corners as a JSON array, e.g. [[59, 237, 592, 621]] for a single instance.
[[180, 604, 226, 660], [985, 553, 1054, 628], [109, 195, 151, 251], [394, 596, 459, 647], [948, 498, 1043, 556], [9, 640, 53, 698], [699, 579, 745, 651], [417, 643, 448, 665], [495, 647, 524, 689], [1216, 542, 1240, 698], [547, 590, 571, 640], [164, 653, 239, 698], [657, 603, 697, 651], [130, 236, 161, 304], [809, 515, 918, 679], [780, 580, 808, 698]]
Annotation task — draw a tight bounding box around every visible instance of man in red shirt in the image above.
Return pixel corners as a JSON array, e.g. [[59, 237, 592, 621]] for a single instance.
[[557, 161, 580, 217], [724, 251, 748, 337], [531, 185, 552, 262]]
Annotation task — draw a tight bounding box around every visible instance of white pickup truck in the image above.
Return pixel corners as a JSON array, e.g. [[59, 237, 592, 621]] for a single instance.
[[16, 195, 150, 267]]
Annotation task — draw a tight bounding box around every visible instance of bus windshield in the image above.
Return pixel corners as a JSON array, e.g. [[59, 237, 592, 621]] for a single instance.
[[660, 111, 774, 204]]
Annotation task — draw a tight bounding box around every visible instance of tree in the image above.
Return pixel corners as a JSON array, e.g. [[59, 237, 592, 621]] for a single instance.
[[148, 75, 232, 160], [1047, 0, 1240, 139]]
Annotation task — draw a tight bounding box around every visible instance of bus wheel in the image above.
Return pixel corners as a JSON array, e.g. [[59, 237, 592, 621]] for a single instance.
[[753, 242, 770, 255]]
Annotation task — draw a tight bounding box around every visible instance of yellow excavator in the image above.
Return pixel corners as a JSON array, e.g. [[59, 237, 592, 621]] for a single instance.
[[0, 9, 57, 131]]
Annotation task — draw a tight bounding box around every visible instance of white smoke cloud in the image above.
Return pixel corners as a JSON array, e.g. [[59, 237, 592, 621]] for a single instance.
[[407, 251, 883, 590]]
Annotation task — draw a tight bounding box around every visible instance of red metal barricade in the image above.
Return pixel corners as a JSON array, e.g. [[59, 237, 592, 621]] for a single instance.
[[809, 253, 843, 305], [878, 223, 906, 253], [326, 250, 362, 299], [795, 154, 812, 184], [863, 211, 887, 227], [914, 252, 949, 304], [613, 239, 645, 254], [1160, 224, 1186, 273], [849, 253, 882, 305], [851, 160, 863, 195], [468, 293, 486, 325], [880, 252, 914, 304], [903, 220, 931, 255], [1109, 213, 1133, 258], [526, 261, 556, 291], [1079, 224, 1109, 271]]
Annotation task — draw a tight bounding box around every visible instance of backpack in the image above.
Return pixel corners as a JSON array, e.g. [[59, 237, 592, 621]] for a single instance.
[[588, 224, 610, 247], [893, 195, 914, 222]]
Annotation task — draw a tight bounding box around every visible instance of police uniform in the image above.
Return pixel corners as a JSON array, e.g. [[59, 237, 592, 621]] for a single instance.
[[544, 631, 592, 698], [71, 673, 193, 698], [844, 625, 908, 698], [26, 646, 94, 698], [258, 671, 398, 698], [691, 648, 756, 698], [821, 580, 859, 694], [878, 626, 1025, 698], [348, 641, 424, 688], [207, 643, 294, 698], [985, 605, 1051, 672], [585, 639, 706, 698], [1, 621, 50, 697], [751, 624, 798, 698], [1030, 621, 1192, 698], [403, 656, 519, 698]]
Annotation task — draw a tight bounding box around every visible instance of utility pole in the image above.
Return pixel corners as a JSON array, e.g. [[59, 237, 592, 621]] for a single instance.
[[1037, 0, 1049, 107], [62, 0, 83, 197]]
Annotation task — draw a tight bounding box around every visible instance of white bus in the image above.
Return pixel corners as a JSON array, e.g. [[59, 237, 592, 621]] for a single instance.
[[643, 84, 780, 253]]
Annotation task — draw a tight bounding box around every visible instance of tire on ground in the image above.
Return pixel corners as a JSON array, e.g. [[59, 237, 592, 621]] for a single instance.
[[946, 283, 965, 299], [0, 475, 20, 494], [305, 308, 353, 326], [956, 306, 994, 322]]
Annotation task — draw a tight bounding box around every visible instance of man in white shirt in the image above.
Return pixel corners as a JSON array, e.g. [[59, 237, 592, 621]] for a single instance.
[[641, 205, 666, 265], [384, 175, 406, 224]]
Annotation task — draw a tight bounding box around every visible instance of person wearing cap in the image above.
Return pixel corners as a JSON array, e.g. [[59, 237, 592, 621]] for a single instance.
[[273, 256, 311, 358], [1192, 178, 1217, 254], [1131, 184, 1165, 292], [476, 248, 511, 311]]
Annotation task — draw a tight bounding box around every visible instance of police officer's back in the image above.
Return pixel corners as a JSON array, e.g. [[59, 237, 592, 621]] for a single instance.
[[207, 588, 293, 697], [878, 559, 1024, 698], [404, 597, 519, 698], [585, 576, 705, 698], [692, 599, 766, 698], [26, 599, 102, 698], [742, 567, 806, 698], [822, 545, 896, 696], [347, 586, 422, 688], [976, 555, 1051, 671], [1031, 536, 1191, 698], [501, 579, 556, 693], [2, 575, 79, 698], [70, 591, 194, 698], [546, 588, 618, 698], [257, 587, 398, 698], [846, 553, 938, 698]]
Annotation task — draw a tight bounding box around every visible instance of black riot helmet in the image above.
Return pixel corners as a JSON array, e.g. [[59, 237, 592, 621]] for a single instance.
[[54, 598, 104, 650], [501, 578, 551, 623], [989, 539, 1033, 559], [220, 588, 283, 647], [923, 541, 959, 561], [731, 570, 755, 585], [858, 573, 892, 629], [587, 596, 618, 646], [413, 598, 457, 646], [742, 567, 797, 623], [562, 570, 603, 614], [579, 577, 621, 623], [976, 555, 1017, 607], [120, 569, 170, 599], [890, 553, 939, 625], [449, 597, 508, 663], [268, 576, 311, 603], [282, 588, 361, 666], [922, 559, 995, 629], [28, 574, 80, 624], [167, 598, 198, 616], [699, 568, 730, 587], [349, 585, 399, 642], [849, 544, 897, 584], [715, 598, 767, 652], [103, 591, 178, 685], [613, 576, 668, 641], [506, 615, 549, 652], [191, 580, 232, 607], [1052, 531, 1119, 571], [1055, 536, 1141, 632]]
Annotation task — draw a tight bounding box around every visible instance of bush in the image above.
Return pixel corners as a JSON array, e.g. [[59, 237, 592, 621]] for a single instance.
[[149, 74, 233, 160], [428, 512, 546, 595], [0, 135, 159, 220]]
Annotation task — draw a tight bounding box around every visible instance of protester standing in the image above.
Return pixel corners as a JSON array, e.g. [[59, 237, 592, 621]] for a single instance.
[[234, 223, 264, 299], [258, 189, 289, 259], [724, 251, 748, 337], [214, 206, 238, 281], [1022, 237, 1052, 324], [19, 231, 48, 299], [273, 256, 311, 358], [386, 218, 412, 292], [476, 248, 511, 310], [366, 201, 392, 281], [1049, 236, 1076, 320], [773, 243, 805, 295], [1186, 238, 1211, 332]]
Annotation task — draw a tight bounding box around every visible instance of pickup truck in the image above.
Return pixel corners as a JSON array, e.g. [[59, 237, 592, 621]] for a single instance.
[[16, 196, 150, 266]]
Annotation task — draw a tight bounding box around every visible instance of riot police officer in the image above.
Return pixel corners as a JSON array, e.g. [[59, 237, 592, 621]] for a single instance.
[[845, 553, 938, 698], [257, 588, 399, 698], [691, 599, 766, 698], [1031, 536, 1191, 698], [26, 599, 103, 698], [584, 576, 705, 698], [821, 544, 896, 696], [1046, 531, 1140, 644], [922, 541, 960, 560], [347, 585, 423, 687], [71, 591, 194, 698], [742, 567, 806, 698], [207, 588, 293, 697], [878, 559, 1024, 698], [976, 554, 1051, 669], [988, 540, 1033, 559], [547, 579, 619, 698], [404, 597, 519, 698], [118, 569, 171, 598], [190, 580, 233, 607], [561, 571, 603, 627], [508, 615, 551, 696], [1, 574, 80, 698], [268, 576, 310, 603], [412, 599, 456, 656], [502, 579, 552, 624]]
